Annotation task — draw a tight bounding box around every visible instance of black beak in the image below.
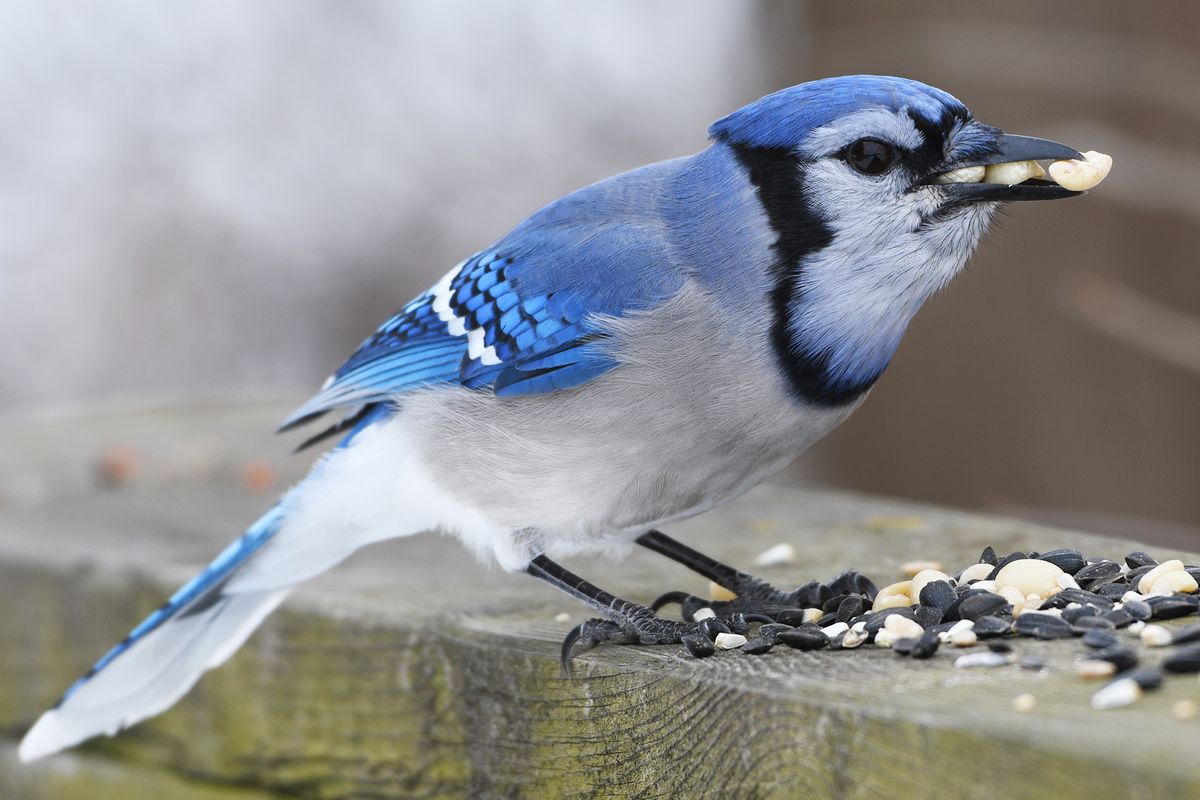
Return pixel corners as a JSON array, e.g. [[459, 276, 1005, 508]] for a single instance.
[[928, 133, 1086, 202], [973, 133, 1083, 166]]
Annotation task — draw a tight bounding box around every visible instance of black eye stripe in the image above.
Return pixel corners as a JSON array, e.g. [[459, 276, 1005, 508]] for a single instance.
[[906, 106, 971, 176], [845, 138, 896, 176]]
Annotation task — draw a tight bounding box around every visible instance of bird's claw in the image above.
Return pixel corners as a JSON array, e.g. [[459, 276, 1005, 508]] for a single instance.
[[557, 566, 881, 675], [650, 579, 798, 621], [560, 611, 754, 676], [652, 569, 878, 621], [649, 590, 717, 620]]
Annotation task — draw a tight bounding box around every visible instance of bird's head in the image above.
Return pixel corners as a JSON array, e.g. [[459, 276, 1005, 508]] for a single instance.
[[710, 75, 1086, 406]]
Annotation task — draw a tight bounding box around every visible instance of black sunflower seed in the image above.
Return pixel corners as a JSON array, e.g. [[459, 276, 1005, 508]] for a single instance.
[[741, 636, 774, 655], [1170, 623, 1200, 645], [1014, 612, 1074, 640], [925, 621, 957, 636], [1062, 605, 1097, 625], [699, 618, 732, 639], [1125, 551, 1157, 569], [1163, 645, 1200, 674], [957, 592, 1008, 621], [1103, 608, 1134, 629], [1092, 645, 1138, 672], [1054, 587, 1113, 610], [776, 626, 829, 651], [1082, 628, 1118, 649], [682, 633, 715, 658], [1038, 593, 1069, 610], [1098, 583, 1131, 600], [756, 623, 795, 643], [766, 608, 809, 627], [1073, 615, 1116, 630], [1039, 548, 1086, 575], [1124, 565, 1154, 586], [676, 550, 1197, 671], [913, 606, 943, 628], [1148, 595, 1199, 620], [973, 615, 1012, 638], [821, 593, 852, 614], [1096, 577, 1131, 595], [1122, 599, 1152, 621], [919, 580, 957, 612], [835, 595, 868, 623], [1126, 667, 1164, 690], [1074, 560, 1122, 589], [910, 630, 941, 659]]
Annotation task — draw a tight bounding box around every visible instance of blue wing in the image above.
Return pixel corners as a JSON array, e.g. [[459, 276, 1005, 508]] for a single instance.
[[280, 206, 685, 439]]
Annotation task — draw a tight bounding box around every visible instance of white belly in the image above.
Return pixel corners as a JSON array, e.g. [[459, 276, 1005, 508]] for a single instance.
[[401, 284, 861, 565], [244, 284, 864, 577]]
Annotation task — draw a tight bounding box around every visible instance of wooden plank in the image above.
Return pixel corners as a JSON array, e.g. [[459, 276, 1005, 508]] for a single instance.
[[2, 404, 1199, 798], [0, 742, 280, 800]]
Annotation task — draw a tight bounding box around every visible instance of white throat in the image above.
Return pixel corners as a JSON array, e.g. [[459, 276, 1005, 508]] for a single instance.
[[788, 158, 994, 388]]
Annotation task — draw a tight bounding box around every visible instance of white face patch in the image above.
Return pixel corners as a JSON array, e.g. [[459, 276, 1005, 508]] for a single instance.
[[789, 149, 994, 388], [801, 107, 923, 158]]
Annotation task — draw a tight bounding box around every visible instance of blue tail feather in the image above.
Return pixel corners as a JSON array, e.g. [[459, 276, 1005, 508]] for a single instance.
[[56, 403, 393, 706], [16, 402, 400, 765], [57, 505, 286, 706]]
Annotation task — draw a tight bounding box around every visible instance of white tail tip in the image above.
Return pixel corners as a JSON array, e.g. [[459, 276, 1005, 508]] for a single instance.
[[18, 709, 99, 762]]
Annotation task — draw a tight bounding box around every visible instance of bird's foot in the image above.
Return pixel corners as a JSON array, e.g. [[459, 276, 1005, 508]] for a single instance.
[[632, 530, 877, 624], [561, 606, 768, 674], [649, 569, 879, 624], [535, 548, 879, 674], [649, 578, 793, 622]]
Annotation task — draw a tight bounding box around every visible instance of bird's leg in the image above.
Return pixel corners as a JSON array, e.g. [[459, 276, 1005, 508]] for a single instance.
[[526, 554, 755, 673], [635, 529, 842, 619]]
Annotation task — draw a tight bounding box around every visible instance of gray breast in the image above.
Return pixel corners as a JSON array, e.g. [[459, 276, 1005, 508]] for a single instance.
[[401, 282, 859, 553]]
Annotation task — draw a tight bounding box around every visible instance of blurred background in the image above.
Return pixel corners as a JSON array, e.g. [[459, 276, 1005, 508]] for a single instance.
[[2, 0, 1197, 546]]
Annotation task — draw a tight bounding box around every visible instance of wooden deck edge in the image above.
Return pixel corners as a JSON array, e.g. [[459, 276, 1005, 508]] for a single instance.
[[3, 554, 1198, 800]]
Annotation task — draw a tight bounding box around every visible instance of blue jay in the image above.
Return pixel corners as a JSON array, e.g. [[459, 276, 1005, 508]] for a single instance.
[[20, 75, 1089, 760]]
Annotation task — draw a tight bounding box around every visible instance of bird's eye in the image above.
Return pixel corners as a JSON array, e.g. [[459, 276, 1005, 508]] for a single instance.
[[845, 138, 896, 176]]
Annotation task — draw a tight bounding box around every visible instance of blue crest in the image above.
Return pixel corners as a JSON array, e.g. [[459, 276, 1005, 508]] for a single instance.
[[709, 75, 969, 148]]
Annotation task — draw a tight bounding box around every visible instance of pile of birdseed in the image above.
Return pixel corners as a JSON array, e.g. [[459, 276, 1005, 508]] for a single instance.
[[686, 546, 1200, 713]]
